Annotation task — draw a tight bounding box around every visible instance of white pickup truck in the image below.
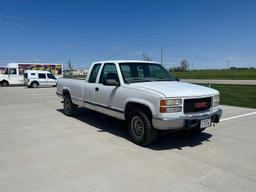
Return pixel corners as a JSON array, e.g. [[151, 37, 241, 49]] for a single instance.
[[56, 60, 222, 146]]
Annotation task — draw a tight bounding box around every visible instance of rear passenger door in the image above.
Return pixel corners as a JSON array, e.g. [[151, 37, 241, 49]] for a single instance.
[[38, 73, 48, 86], [83, 63, 102, 110]]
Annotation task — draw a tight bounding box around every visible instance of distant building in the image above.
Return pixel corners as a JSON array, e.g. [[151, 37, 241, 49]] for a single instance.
[[63, 68, 89, 76]]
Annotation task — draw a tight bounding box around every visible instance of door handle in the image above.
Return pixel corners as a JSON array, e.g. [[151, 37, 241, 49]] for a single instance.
[[95, 87, 99, 91]]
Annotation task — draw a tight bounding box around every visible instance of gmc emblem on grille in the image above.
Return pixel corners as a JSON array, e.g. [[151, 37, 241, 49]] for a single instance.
[[194, 101, 208, 109]]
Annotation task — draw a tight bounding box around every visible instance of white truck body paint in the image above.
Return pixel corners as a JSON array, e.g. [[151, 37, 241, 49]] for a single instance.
[[56, 60, 222, 130]]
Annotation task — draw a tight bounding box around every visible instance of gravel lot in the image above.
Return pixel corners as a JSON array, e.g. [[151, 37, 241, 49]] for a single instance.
[[0, 87, 256, 192]]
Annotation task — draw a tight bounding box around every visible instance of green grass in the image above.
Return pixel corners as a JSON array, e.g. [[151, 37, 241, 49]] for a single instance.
[[172, 69, 256, 80], [199, 84, 256, 108]]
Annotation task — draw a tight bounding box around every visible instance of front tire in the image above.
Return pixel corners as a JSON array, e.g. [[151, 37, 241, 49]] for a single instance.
[[1, 81, 9, 87], [63, 96, 77, 116], [128, 109, 158, 146]]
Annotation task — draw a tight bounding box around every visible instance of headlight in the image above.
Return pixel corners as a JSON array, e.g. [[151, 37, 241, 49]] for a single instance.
[[160, 99, 182, 106], [160, 99, 182, 113], [213, 94, 220, 107]]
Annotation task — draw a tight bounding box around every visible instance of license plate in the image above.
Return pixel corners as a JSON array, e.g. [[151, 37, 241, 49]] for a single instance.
[[200, 118, 211, 128]]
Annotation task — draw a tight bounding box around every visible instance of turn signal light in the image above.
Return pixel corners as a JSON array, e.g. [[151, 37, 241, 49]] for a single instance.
[[160, 106, 182, 113]]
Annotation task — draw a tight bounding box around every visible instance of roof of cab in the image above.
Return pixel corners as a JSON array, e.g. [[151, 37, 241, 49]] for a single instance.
[[92, 60, 160, 65]]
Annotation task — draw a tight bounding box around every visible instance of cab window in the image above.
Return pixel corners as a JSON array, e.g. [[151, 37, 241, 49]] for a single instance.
[[38, 73, 46, 79], [99, 63, 119, 84], [5, 68, 17, 75], [10, 68, 17, 74]]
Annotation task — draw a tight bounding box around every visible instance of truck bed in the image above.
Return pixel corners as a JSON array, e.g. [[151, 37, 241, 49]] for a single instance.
[[57, 78, 85, 105]]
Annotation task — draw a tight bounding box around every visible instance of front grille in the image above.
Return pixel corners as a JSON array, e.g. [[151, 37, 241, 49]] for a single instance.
[[184, 97, 212, 113]]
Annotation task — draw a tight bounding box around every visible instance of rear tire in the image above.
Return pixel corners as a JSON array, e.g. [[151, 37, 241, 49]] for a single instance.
[[31, 82, 39, 88], [63, 96, 77, 116], [128, 109, 157, 146]]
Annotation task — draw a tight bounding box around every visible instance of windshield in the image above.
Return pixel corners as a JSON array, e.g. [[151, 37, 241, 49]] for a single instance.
[[4, 68, 8, 74], [119, 63, 175, 83]]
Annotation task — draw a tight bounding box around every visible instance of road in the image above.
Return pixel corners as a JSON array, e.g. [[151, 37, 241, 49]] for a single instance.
[[181, 79, 256, 85], [0, 87, 256, 192]]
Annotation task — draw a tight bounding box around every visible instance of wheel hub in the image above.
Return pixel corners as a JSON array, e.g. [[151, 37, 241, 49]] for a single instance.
[[131, 116, 145, 138]]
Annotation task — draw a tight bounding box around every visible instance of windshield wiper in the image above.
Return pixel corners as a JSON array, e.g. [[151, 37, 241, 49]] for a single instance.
[[126, 78, 153, 84], [154, 79, 174, 81]]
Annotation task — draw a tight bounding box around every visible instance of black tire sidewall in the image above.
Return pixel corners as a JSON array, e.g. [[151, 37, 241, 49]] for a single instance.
[[63, 96, 76, 116], [2, 81, 8, 86], [128, 110, 157, 146], [64, 97, 71, 115]]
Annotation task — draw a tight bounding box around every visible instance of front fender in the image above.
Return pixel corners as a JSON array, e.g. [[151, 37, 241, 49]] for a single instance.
[[124, 98, 157, 117]]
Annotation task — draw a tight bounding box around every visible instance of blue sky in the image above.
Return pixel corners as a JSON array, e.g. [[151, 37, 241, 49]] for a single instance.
[[1, 0, 256, 69]]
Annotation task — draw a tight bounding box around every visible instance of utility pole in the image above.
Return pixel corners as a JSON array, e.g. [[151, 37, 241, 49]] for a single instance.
[[227, 59, 230, 70], [124, 46, 127, 59], [160, 46, 163, 65]]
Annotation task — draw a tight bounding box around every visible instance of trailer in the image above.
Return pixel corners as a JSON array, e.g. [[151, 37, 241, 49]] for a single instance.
[[0, 63, 63, 86]]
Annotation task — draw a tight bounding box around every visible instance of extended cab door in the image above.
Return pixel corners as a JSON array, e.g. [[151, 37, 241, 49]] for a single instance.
[[94, 63, 123, 118], [83, 63, 102, 110]]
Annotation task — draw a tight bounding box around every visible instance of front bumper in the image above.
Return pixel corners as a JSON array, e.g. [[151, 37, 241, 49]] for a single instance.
[[152, 108, 222, 130]]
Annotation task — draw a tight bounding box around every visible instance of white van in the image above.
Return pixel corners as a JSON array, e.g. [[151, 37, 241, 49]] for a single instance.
[[24, 70, 57, 88], [0, 63, 63, 86]]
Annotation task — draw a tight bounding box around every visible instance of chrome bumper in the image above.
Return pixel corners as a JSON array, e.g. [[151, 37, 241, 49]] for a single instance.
[[152, 108, 222, 130]]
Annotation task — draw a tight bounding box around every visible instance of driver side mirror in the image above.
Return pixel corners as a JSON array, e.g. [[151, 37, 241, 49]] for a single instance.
[[104, 79, 120, 86]]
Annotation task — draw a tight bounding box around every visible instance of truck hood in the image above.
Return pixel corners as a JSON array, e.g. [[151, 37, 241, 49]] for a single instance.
[[129, 81, 219, 97]]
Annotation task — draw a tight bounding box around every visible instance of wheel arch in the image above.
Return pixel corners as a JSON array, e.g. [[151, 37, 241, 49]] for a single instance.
[[62, 88, 71, 98], [124, 101, 154, 121]]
